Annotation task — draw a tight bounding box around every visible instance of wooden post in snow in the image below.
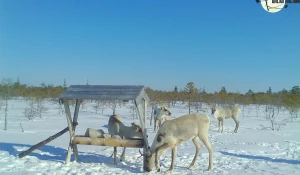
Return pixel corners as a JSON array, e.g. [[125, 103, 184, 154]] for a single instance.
[[18, 126, 71, 158]]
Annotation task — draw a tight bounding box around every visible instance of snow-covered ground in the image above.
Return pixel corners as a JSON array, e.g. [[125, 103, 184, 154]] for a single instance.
[[0, 99, 300, 175]]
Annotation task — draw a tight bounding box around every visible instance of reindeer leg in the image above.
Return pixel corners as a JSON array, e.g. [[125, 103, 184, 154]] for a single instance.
[[111, 147, 115, 158], [155, 143, 173, 172], [218, 119, 221, 132], [154, 119, 157, 133], [188, 137, 201, 169], [111, 152, 114, 158], [221, 119, 224, 133], [120, 147, 126, 161], [201, 136, 213, 171], [167, 146, 177, 172], [233, 118, 239, 133]]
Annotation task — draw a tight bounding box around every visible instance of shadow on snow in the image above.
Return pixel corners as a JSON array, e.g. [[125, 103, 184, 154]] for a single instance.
[[0, 142, 143, 173], [220, 151, 300, 165]]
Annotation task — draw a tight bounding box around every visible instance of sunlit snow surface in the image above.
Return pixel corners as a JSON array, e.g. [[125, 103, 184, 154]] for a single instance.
[[0, 99, 299, 175]]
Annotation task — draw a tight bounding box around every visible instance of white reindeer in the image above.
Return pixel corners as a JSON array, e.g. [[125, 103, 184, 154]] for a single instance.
[[145, 113, 213, 172], [108, 114, 142, 164], [211, 106, 241, 133], [153, 104, 172, 133]]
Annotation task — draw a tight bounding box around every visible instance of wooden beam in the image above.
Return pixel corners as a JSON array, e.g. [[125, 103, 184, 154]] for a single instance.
[[64, 100, 74, 164], [143, 99, 147, 129], [72, 137, 143, 148], [143, 99, 149, 171], [135, 99, 150, 172], [135, 100, 144, 129], [72, 99, 81, 161], [18, 127, 69, 158]]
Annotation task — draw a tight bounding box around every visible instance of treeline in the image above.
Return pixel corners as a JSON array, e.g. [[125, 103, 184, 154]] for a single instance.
[[1, 79, 299, 112], [145, 82, 300, 113], [0, 79, 65, 100]]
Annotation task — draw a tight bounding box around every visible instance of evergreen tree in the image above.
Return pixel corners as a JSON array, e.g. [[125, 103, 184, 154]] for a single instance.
[[184, 82, 198, 114], [63, 79, 67, 90]]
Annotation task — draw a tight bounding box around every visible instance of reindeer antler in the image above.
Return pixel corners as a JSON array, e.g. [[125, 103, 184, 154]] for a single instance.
[[137, 149, 144, 159]]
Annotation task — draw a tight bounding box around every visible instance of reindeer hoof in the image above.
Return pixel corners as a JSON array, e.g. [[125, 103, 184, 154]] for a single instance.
[[204, 166, 212, 171], [166, 169, 173, 173], [157, 168, 161, 172], [188, 165, 195, 169]]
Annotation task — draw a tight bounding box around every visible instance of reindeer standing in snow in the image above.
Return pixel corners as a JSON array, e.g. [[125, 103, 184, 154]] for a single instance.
[[108, 114, 142, 164], [145, 113, 213, 172], [211, 106, 241, 133], [153, 104, 172, 133]]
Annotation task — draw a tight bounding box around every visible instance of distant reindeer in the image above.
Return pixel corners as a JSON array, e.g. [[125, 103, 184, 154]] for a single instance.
[[108, 114, 142, 164], [145, 113, 213, 172], [153, 104, 172, 133], [211, 106, 241, 133]]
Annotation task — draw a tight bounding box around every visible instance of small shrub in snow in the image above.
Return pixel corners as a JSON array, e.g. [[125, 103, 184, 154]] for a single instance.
[[262, 105, 289, 131], [24, 97, 48, 120]]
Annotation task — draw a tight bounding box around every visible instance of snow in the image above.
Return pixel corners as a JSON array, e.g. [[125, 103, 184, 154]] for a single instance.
[[1, 99, 300, 175]]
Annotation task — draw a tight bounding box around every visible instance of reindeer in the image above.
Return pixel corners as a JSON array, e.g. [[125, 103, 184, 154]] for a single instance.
[[145, 113, 213, 172], [211, 106, 241, 133], [153, 104, 172, 133], [108, 114, 142, 164]]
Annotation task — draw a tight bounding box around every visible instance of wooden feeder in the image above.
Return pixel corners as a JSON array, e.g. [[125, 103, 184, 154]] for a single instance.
[[58, 85, 150, 170]]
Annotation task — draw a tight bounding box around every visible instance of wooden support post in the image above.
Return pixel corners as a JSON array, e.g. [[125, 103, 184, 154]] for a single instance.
[[114, 147, 117, 165], [143, 99, 148, 171], [143, 99, 147, 130], [64, 100, 74, 165], [72, 99, 81, 161], [135, 99, 149, 172]]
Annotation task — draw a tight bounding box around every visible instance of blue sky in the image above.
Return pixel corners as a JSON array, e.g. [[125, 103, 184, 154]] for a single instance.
[[0, 0, 299, 93]]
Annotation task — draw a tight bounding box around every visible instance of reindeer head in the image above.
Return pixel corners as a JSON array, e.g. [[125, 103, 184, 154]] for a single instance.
[[131, 122, 142, 132], [145, 151, 156, 172], [144, 132, 166, 172], [154, 105, 172, 117], [162, 107, 171, 116]]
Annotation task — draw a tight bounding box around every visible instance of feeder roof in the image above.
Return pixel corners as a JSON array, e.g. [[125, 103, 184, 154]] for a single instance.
[[59, 85, 150, 103]]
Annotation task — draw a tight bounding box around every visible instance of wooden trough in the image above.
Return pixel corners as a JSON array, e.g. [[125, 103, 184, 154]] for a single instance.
[[72, 136, 144, 147], [58, 85, 150, 170]]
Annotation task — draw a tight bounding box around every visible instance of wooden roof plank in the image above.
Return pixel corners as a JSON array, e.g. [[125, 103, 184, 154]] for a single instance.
[[59, 85, 150, 103]]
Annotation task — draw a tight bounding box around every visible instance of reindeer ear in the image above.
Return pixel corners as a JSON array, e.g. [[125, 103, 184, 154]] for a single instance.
[[146, 151, 152, 156], [157, 133, 166, 142]]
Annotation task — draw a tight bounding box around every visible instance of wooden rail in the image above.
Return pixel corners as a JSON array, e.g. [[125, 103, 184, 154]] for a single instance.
[[72, 136, 144, 148]]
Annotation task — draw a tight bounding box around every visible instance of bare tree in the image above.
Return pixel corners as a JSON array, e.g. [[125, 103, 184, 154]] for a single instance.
[[286, 106, 298, 122], [93, 100, 101, 114], [57, 103, 65, 116], [262, 105, 289, 131], [0, 79, 14, 130], [130, 105, 137, 120], [99, 100, 107, 114], [24, 97, 48, 120], [24, 97, 37, 120], [36, 98, 47, 118], [108, 100, 117, 115], [255, 104, 260, 117]]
